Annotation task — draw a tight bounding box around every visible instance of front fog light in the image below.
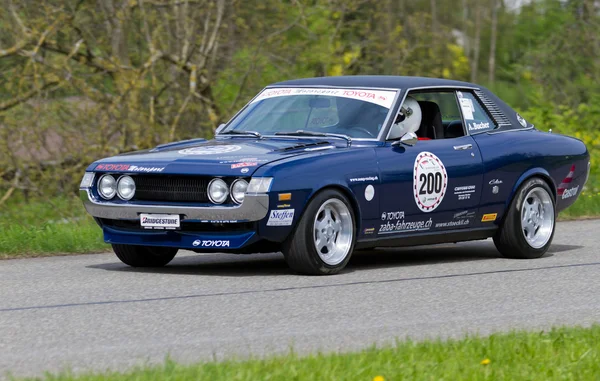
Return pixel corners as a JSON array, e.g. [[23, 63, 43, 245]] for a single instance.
[[231, 179, 249, 204], [247, 177, 273, 193], [117, 176, 136, 200], [208, 178, 229, 204], [98, 174, 117, 199]]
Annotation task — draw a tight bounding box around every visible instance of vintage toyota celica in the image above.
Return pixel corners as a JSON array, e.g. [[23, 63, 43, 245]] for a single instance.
[[80, 76, 590, 275]]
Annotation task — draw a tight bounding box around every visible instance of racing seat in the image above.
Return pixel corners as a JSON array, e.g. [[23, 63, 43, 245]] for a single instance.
[[416, 101, 444, 139]]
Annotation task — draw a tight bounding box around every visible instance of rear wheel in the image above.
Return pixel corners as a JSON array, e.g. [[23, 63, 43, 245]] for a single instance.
[[493, 178, 555, 259], [112, 244, 178, 267], [283, 189, 356, 275]]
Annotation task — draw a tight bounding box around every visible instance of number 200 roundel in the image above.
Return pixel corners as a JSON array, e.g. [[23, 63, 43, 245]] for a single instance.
[[413, 151, 447, 213]]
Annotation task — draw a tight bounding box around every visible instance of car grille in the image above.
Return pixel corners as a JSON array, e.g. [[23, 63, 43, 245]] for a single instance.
[[133, 175, 210, 203]]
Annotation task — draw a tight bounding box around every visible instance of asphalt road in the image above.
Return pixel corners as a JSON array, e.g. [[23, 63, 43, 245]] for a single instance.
[[2, 219, 600, 378]]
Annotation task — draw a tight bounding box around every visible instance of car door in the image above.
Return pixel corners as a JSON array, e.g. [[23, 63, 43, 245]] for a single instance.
[[374, 90, 484, 238]]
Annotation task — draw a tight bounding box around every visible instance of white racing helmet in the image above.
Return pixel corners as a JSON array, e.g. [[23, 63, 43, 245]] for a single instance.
[[388, 96, 422, 140]]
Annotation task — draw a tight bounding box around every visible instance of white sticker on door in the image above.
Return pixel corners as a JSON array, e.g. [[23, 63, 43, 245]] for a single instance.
[[413, 151, 448, 213], [459, 98, 474, 120]]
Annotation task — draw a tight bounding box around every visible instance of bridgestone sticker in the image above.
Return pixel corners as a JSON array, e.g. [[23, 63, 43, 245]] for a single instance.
[[179, 145, 242, 155], [140, 213, 180, 229], [413, 152, 447, 213], [266, 209, 295, 226], [251, 88, 397, 109]]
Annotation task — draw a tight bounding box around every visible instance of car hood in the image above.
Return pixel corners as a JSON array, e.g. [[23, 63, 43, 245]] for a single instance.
[[87, 138, 342, 176]]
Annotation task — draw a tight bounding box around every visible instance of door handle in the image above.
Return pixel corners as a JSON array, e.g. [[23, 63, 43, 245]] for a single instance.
[[453, 144, 472, 151]]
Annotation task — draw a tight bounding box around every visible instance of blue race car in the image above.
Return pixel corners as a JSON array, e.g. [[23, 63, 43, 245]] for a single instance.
[[80, 76, 590, 275]]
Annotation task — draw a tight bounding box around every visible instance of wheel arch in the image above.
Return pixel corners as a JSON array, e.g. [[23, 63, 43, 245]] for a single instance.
[[507, 168, 557, 210], [303, 184, 362, 232]]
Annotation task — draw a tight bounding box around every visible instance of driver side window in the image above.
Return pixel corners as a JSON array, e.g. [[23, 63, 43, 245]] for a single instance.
[[389, 91, 466, 140]]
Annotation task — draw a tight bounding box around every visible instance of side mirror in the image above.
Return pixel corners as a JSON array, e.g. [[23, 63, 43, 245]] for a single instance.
[[392, 132, 418, 147], [215, 123, 226, 134]]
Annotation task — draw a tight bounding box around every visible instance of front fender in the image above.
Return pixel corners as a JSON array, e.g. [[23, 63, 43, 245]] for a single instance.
[[255, 147, 380, 243]]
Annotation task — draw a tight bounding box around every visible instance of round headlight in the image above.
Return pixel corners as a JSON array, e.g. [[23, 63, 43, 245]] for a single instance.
[[98, 174, 117, 199], [208, 178, 229, 204], [117, 176, 136, 200], [230, 179, 249, 204]]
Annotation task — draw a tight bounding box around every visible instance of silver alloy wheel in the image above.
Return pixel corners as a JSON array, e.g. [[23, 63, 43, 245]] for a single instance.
[[313, 198, 353, 265], [521, 187, 554, 249]]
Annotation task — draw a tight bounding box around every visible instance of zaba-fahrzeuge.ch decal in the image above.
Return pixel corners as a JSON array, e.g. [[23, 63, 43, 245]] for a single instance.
[[413, 151, 447, 212], [379, 210, 433, 234]]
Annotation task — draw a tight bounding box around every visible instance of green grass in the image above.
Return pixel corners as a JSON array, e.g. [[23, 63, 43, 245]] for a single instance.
[[13, 325, 600, 381], [0, 195, 108, 258]]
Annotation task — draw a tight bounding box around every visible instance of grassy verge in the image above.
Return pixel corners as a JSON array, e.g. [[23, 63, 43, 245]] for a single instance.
[[0, 195, 108, 258], [15, 325, 600, 381]]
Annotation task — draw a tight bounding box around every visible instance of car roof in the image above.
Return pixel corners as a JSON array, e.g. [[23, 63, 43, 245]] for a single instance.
[[271, 75, 479, 90]]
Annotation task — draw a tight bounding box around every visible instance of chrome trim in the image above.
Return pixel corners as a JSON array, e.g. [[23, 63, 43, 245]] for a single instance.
[[375, 90, 402, 141], [79, 189, 269, 221], [404, 85, 480, 91], [486, 126, 535, 135], [453, 144, 473, 150]]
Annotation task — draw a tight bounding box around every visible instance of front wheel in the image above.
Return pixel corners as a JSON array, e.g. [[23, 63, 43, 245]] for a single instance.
[[112, 244, 178, 267], [493, 177, 556, 259], [283, 189, 356, 275]]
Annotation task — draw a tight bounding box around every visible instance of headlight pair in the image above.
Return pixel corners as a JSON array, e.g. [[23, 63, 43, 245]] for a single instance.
[[98, 174, 136, 200], [208, 178, 249, 205]]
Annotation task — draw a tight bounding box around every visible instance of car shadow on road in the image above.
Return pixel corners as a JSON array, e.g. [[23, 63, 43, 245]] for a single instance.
[[86, 242, 582, 277]]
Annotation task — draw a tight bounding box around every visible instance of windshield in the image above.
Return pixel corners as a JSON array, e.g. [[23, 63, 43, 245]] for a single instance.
[[223, 87, 398, 139]]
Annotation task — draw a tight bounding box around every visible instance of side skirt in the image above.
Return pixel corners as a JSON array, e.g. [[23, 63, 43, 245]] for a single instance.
[[355, 227, 497, 250]]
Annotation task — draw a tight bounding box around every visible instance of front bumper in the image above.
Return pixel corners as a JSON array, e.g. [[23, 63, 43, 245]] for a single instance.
[[79, 189, 269, 221]]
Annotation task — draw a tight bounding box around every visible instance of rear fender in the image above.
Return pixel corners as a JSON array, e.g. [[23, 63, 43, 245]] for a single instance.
[[508, 168, 557, 209]]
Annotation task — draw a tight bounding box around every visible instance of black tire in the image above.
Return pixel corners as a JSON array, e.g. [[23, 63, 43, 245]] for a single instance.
[[112, 244, 178, 267], [493, 177, 556, 259], [283, 189, 356, 275]]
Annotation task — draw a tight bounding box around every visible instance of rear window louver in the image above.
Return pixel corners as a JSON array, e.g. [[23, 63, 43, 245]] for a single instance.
[[474, 90, 512, 127]]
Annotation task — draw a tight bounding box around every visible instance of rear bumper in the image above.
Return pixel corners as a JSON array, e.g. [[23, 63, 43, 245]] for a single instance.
[[79, 189, 269, 221]]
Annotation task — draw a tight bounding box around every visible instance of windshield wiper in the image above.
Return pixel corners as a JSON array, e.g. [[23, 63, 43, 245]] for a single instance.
[[219, 130, 263, 139], [274, 130, 351, 145]]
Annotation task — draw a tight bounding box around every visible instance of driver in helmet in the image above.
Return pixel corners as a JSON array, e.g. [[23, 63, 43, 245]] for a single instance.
[[388, 96, 424, 140]]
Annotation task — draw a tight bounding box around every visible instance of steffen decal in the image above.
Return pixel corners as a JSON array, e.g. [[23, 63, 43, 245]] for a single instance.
[[413, 151, 448, 213]]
